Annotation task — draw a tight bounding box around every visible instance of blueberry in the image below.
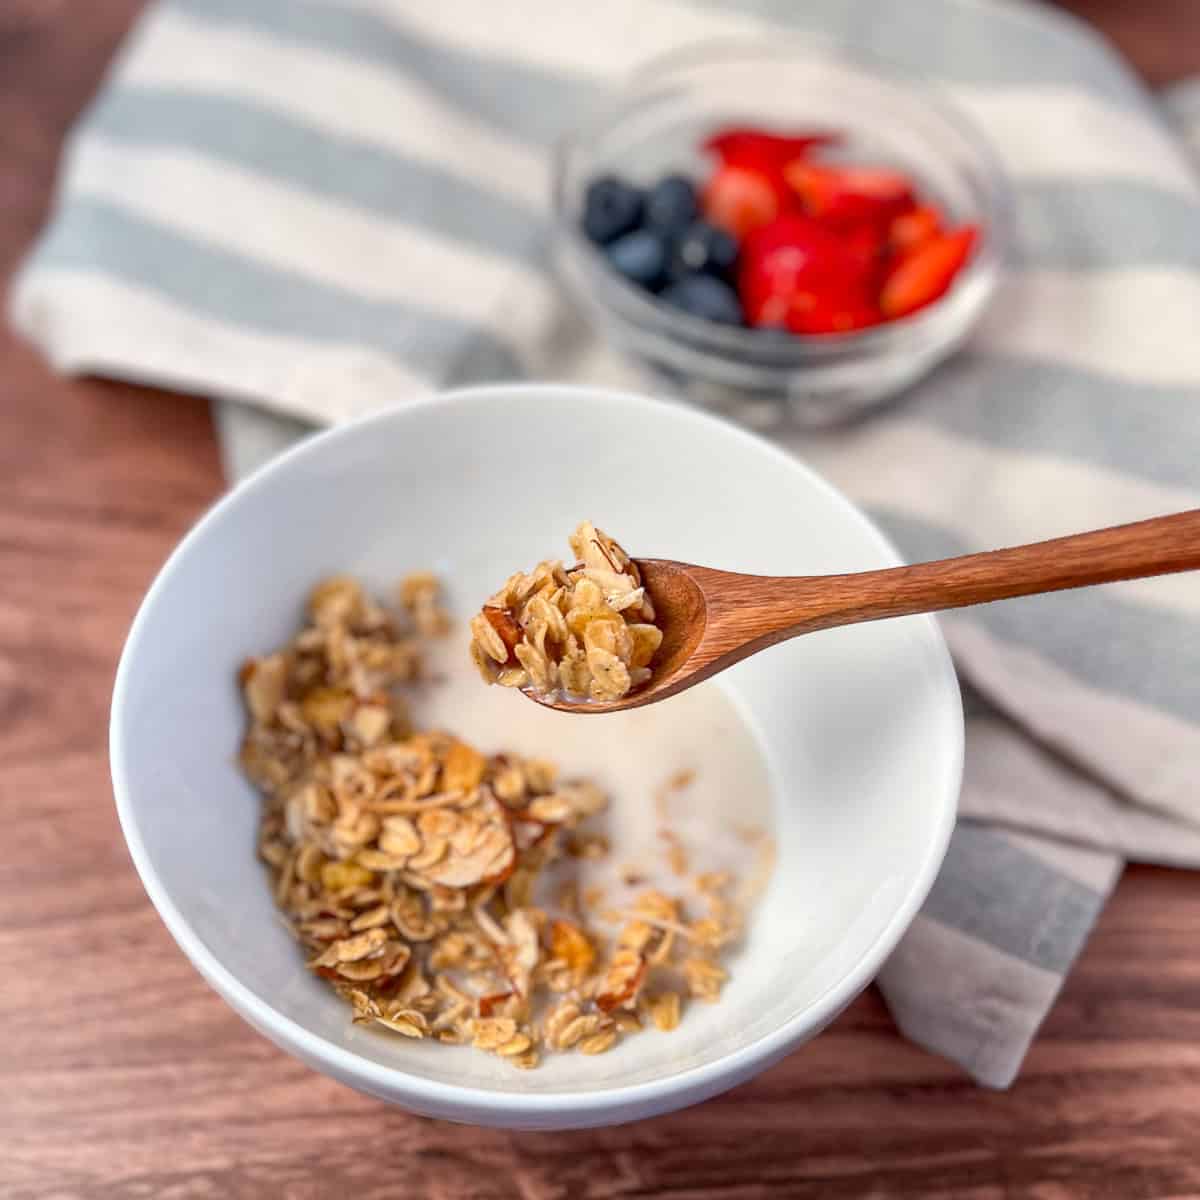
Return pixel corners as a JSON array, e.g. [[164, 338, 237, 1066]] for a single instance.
[[644, 174, 698, 235], [606, 229, 669, 291], [670, 221, 739, 282], [582, 175, 643, 245], [660, 275, 744, 326]]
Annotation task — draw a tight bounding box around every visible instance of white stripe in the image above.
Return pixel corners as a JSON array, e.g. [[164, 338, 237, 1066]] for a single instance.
[[122, 5, 546, 210], [948, 87, 1199, 193], [335, 0, 767, 79], [792, 420, 1200, 618], [539, 328, 656, 395], [341, 0, 1197, 193], [961, 714, 1200, 870], [974, 268, 1200, 387], [9, 269, 428, 424], [64, 136, 556, 358]]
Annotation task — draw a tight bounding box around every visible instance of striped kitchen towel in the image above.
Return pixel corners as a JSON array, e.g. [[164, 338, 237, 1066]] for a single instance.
[[13, 0, 1200, 1088]]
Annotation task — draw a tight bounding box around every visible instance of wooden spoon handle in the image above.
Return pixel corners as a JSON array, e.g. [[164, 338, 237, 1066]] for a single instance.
[[778, 509, 1200, 635]]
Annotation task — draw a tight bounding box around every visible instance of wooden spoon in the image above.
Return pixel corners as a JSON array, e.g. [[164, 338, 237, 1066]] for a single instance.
[[531, 509, 1200, 714]]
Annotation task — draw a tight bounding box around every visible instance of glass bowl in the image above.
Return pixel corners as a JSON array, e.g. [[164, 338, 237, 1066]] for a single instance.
[[551, 39, 1011, 427]]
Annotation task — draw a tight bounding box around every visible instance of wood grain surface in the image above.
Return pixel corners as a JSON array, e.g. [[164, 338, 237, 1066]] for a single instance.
[[2, 3, 1199, 1198]]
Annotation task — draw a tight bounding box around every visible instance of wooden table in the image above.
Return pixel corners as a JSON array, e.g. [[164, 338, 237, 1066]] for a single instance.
[[2, 4, 1198, 1196]]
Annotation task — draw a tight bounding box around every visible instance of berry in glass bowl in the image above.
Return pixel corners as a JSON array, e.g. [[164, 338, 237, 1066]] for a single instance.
[[579, 125, 980, 336]]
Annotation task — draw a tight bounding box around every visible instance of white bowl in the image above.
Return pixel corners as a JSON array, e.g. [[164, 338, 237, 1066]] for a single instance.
[[111, 384, 961, 1129]]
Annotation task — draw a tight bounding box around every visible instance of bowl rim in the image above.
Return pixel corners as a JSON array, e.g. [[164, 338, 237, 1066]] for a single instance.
[[110, 382, 962, 1120], [551, 34, 1012, 356]]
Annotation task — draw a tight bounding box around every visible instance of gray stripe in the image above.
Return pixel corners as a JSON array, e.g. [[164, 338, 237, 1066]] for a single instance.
[[694, 0, 1152, 112], [1162, 80, 1200, 124], [1011, 180, 1200, 270], [30, 198, 525, 383], [870, 508, 1200, 724], [921, 821, 1105, 972], [168, 0, 608, 146], [84, 87, 544, 265], [920, 353, 1200, 492]]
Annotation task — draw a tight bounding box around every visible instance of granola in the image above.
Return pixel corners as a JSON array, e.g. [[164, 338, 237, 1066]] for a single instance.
[[468, 522, 664, 703], [241, 572, 752, 1069]]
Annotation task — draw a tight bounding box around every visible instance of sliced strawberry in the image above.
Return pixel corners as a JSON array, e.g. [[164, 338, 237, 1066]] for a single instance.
[[740, 264, 794, 327], [888, 204, 943, 254], [784, 162, 914, 228], [738, 215, 856, 327], [705, 127, 841, 171], [843, 221, 888, 281], [880, 225, 978, 318], [702, 164, 781, 239], [742, 213, 844, 262], [703, 129, 837, 221], [786, 284, 882, 334]]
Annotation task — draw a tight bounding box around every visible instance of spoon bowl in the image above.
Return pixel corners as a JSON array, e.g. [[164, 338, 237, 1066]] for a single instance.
[[529, 560, 708, 713]]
